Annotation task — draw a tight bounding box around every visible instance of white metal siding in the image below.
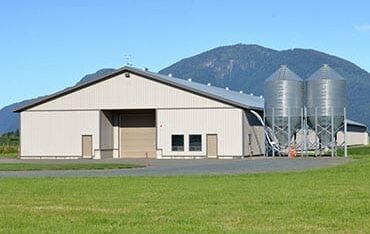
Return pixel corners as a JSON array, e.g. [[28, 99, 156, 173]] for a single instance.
[[21, 111, 99, 157], [157, 108, 243, 157], [337, 131, 369, 146], [100, 111, 113, 150], [29, 73, 230, 111], [242, 111, 265, 156], [295, 130, 317, 146], [296, 130, 369, 146]]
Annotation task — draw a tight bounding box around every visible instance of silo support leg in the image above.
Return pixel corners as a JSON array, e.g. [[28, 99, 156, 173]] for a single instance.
[[344, 108, 348, 157], [331, 108, 334, 157]]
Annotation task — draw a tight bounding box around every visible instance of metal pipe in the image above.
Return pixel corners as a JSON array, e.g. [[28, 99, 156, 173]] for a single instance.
[[288, 107, 291, 152], [250, 110, 280, 154], [344, 108, 348, 157], [300, 107, 303, 157], [315, 107, 318, 157], [272, 108, 275, 157], [263, 109, 266, 157], [304, 107, 308, 157], [331, 107, 334, 157]]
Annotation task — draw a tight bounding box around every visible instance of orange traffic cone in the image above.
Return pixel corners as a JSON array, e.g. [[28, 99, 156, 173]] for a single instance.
[[288, 145, 296, 159]]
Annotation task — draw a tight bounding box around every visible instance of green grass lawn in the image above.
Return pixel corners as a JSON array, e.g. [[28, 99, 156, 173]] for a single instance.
[[0, 163, 143, 171], [0, 147, 369, 233], [0, 147, 18, 158], [0, 152, 18, 159]]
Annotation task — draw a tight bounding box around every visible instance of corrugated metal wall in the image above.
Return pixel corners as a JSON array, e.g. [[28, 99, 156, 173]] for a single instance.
[[243, 111, 265, 156], [157, 108, 243, 157], [29, 73, 230, 111], [99, 111, 114, 158], [337, 131, 368, 146], [21, 111, 99, 158], [295, 130, 369, 146]]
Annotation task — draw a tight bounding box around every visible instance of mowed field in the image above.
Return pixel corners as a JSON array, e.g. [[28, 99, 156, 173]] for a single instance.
[[0, 147, 369, 233]]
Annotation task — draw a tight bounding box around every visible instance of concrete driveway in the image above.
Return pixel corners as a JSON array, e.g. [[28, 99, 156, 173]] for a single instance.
[[0, 157, 350, 177]]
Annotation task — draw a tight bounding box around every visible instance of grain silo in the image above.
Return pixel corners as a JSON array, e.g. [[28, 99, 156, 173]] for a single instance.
[[306, 64, 346, 156], [264, 65, 304, 154]]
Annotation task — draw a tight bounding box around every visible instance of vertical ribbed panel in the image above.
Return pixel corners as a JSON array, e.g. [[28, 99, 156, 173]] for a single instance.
[[264, 65, 304, 146], [306, 64, 346, 145]]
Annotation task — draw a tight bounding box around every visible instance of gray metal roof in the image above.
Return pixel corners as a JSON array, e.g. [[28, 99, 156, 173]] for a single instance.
[[14, 66, 264, 112], [346, 119, 367, 128], [265, 65, 303, 81], [308, 64, 345, 80]]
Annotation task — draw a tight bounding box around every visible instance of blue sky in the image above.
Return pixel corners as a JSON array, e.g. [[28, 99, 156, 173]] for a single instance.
[[1, 0, 369, 108]]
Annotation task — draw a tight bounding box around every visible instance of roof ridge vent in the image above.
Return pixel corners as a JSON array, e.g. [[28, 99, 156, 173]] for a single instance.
[[168, 73, 172, 77]]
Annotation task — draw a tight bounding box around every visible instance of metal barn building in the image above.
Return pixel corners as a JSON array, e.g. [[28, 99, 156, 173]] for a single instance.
[[295, 120, 369, 149], [337, 120, 368, 146], [15, 67, 265, 159]]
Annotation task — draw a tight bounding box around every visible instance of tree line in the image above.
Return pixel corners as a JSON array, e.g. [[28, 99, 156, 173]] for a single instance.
[[1, 129, 19, 138]]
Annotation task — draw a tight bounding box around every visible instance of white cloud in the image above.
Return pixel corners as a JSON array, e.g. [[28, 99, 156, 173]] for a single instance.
[[354, 24, 370, 31]]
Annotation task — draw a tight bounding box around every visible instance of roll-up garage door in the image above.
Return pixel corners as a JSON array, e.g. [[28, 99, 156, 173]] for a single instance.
[[120, 110, 156, 158]]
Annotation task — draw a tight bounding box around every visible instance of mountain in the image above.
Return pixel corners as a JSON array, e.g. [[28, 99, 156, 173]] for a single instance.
[[0, 99, 34, 134], [76, 68, 116, 85], [0, 69, 116, 134], [0, 44, 369, 134], [160, 44, 370, 129]]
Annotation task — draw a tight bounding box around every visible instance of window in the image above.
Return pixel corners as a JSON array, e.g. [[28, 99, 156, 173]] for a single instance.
[[172, 135, 184, 151], [189, 135, 202, 151]]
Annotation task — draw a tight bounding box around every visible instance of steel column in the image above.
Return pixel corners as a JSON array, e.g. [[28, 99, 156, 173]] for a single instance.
[[344, 108, 348, 157], [272, 108, 275, 157], [331, 107, 334, 157]]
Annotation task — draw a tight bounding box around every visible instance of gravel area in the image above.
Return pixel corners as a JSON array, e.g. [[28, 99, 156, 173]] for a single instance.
[[0, 157, 350, 177]]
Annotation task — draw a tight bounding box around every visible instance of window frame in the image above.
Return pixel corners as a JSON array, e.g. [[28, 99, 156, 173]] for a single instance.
[[189, 134, 202, 152], [171, 134, 184, 151]]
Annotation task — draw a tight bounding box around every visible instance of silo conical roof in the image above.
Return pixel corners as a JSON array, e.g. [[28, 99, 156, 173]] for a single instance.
[[265, 65, 303, 81], [307, 64, 345, 80]]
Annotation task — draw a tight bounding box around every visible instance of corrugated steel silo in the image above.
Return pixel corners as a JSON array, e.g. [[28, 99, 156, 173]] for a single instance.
[[306, 64, 346, 147], [264, 65, 304, 148]]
